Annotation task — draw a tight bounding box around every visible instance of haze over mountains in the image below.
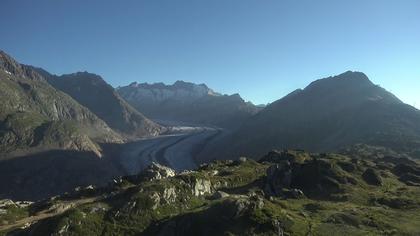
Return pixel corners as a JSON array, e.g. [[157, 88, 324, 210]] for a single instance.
[[118, 81, 261, 128]]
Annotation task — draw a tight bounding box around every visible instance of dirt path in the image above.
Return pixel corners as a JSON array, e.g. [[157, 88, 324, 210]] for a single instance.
[[0, 197, 99, 232]]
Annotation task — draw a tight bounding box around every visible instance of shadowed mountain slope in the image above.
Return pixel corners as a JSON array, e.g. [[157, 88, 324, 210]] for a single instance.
[[45, 72, 163, 139], [0, 51, 122, 157], [216, 71, 420, 159]]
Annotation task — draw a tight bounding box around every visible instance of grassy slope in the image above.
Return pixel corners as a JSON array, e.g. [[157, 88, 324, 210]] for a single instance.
[[3, 150, 420, 235]]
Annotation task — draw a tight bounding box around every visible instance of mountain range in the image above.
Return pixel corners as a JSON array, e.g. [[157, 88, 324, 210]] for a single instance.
[[1, 49, 420, 235], [1, 49, 420, 202], [210, 71, 420, 159], [117, 81, 261, 128]]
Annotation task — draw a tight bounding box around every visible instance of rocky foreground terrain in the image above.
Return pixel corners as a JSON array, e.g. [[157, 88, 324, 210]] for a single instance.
[[1, 149, 420, 235]]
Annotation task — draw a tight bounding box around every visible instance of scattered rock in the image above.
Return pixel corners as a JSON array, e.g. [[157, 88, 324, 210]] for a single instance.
[[230, 198, 250, 218], [0, 199, 16, 208], [210, 170, 219, 176], [210, 191, 230, 200], [285, 189, 305, 199], [238, 156, 248, 163], [143, 163, 176, 180], [192, 178, 212, 197], [162, 187, 177, 204], [232, 156, 249, 165], [249, 195, 265, 210], [362, 168, 382, 186], [149, 192, 161, 210]]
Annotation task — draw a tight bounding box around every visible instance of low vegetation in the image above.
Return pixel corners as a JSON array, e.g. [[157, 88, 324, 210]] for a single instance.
[[1, 149, 420, 235]]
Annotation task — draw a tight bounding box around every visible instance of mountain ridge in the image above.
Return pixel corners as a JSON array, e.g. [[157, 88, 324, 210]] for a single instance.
[[206, 71, 420, 159], [44, 71, 164, 139], [118, 80, 261, 128], [0, 51, 123, 157]]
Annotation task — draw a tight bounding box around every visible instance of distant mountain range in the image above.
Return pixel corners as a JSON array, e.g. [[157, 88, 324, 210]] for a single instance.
[[117, 81, 261, 128], [213, 71, 420, 159]]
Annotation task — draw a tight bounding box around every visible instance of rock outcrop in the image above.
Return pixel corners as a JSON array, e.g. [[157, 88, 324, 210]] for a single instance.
[[362, 168, 383, 186], [7, 150, 420, 236], [135, 163, 176, 182], [264, 161, 292, 196], [264, 153, 352, 198]]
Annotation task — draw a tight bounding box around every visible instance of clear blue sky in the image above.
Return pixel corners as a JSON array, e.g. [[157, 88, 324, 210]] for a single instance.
[[1, 0, 419, 107]]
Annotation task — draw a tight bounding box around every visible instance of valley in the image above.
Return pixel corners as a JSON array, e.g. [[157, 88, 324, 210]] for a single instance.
[[2, 2, 420, 234], [116, 123, 224, 174]]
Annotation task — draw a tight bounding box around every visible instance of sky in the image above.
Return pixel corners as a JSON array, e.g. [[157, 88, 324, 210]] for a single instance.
[[1, 0, 419, 107]]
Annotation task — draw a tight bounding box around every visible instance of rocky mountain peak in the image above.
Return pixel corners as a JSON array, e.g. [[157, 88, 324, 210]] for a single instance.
[[59, 72, 108, 86], [0, 50, 19, 71], [0, 50, 44, 81], [173, 80, 209, 90], [305, 71, 374, 92]]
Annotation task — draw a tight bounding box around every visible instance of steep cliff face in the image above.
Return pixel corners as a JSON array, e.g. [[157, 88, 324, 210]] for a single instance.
[[0, 51, 122, 157], [117, 81, 260, 128], [45, 72, 164, 139]]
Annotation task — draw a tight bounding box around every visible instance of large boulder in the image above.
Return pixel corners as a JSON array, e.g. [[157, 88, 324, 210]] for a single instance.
[[290, 159, 347, 198], [209, 191, 230, 200], [124, 163, 176, 184], [192, 179, 212, 197], [264, 161, 292, 196], [264, 158, 348, 198], [177, 175, 213, 197], [362, 168, 382, 186], [140, 162, 176, 181]]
